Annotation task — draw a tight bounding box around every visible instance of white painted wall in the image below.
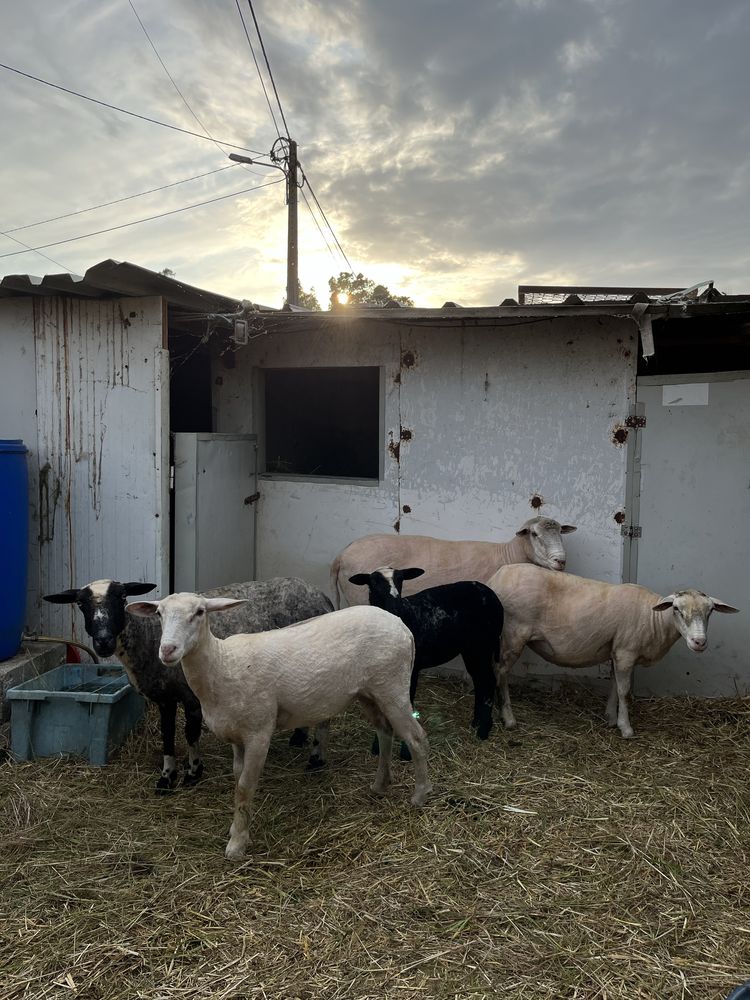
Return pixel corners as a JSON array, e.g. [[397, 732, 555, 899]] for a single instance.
[[213, 315, 637, 683], [0, 295, 169, 641]]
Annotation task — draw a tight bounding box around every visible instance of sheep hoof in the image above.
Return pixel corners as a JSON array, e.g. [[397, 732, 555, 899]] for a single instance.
[[410, 786, 432, 808], [502, 717, 517, 730], [225, 840, 248, 862], [399, 742, 412, 762], [370, 736, 380, 756], [155, 770, 178, 794], [477, 723, 493, 741], [182, 761, 204, 787], [305, 755, 326, 772], [620, 727, 635, 739], [289, 729, 308, 748], [369, 781, 388, 796]]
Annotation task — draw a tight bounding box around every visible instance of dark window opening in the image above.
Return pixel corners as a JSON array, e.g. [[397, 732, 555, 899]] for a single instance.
[[263, 366, 380, 479], [169, 332, 213, 432], [639, 317, 750, 376]]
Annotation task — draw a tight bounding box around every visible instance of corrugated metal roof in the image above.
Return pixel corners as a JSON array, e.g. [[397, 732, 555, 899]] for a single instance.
[[0, 259, 260, 314]]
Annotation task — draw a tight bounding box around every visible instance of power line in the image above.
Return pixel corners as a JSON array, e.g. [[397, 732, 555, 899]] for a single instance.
[[128, 0, 265, 175], [0, 61, 266, 155], [4, 165, 242, 234], [301, 168, 354, 272], [0, 177, 284, 260], [0, 229, 73, 271], [234, 0, 282, 139], [300, 188, 337, 262], [246, 0, 291, 139]]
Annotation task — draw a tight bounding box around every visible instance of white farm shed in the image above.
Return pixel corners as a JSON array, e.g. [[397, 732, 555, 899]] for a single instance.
[[1, 264, 748, 698]]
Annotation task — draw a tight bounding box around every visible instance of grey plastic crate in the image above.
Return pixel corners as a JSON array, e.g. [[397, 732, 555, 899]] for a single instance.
[[7, 663, 146, 766]]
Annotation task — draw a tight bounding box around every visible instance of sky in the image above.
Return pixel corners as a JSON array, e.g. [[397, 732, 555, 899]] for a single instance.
[[1, 0, 748, 308]]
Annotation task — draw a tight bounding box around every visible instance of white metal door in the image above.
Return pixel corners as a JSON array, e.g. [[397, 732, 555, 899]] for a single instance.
[[173, 433, 257, 592], [634, 373, 750, 696]]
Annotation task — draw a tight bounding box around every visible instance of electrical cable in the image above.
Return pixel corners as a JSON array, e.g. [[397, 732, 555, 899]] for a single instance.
[[4, 165, 241, 234], [0, 60, 266, 155], [234, 0, 282, 139], [246, 0, 291, 139], [301, 169, 355, 272], [0, 177, 284, 259], [300, 188, 337, 262], [0, 229, 73, 271]]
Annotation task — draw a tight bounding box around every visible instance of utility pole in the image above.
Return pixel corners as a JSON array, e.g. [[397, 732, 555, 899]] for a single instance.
[[285, 139, 299, 307], [228, 136, 299, 307]]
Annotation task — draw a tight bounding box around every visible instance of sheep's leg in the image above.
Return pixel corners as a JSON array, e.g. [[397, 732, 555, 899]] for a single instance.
[[463, 649, 496, 740], [156, 700, 179, 794], [612, 654, 636, 739], [605, 662, 618, 727], [306, 721, 330, 771], [371, 728, 394, 795], [226, 729, 272, 862], [182, 697, 204, 787], [381, 701, 432, 807], [397, 667, 423, 761], [289, 727, 309, 748], [496, 631, 525, 729]]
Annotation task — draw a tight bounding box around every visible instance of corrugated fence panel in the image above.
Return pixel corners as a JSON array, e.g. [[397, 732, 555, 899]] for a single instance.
[[34, 296, 168, 641]]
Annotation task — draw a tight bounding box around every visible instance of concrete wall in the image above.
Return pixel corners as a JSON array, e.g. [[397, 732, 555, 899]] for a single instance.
[[213, 314, 638, 682]]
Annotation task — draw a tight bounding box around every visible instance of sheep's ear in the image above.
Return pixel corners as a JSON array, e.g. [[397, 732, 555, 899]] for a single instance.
[[652, 596, 676, 612], [516, 527, 529, 537], [43, 589, 80, 604], [710, 598, 740, 614], [127, 601, 160, 618], [560, 524, 577, 534], [204, 598, 247, 614], [399, 567, 425, 581], [123, 582, 157, 596], [348, 574, 371, 586]]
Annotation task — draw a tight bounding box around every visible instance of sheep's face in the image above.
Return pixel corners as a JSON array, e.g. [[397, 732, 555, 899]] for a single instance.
[[43, 579, 156, 657], [516, 517, 577, 572], [652, 590, 739, 653], [127, 593, 248, 665]]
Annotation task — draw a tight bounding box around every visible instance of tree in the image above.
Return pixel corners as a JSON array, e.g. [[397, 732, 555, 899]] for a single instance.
[[328, 271, 414, 309], [296, 281, 321, 311], [159, 267, 176, 278]]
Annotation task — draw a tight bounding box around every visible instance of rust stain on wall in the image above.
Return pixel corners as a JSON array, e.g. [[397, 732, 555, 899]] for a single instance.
[[614, 510, 626, 524], [401, 349, 417, 369], [402, 504, 412, 514], [611, 425, 629, 446], [400, 427, 413, 441], [529, 493, 544, 510]]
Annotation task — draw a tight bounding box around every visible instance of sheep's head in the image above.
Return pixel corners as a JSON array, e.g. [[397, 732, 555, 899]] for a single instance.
[[652, 590, 739, 653], [43, 579, 156, 657], [516, 517, 576, 572], [128, 593, 247, 665]]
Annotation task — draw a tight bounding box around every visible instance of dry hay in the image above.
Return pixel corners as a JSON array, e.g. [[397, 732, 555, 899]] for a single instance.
[[1, 677, 750, 1000]]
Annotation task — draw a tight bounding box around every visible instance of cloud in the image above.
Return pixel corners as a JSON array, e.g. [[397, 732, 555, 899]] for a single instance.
[[1, 0, 748, 305]]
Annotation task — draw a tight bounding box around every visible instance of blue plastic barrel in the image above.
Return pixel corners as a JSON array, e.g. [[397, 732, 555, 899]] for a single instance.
[[0, 440, 29, 660]]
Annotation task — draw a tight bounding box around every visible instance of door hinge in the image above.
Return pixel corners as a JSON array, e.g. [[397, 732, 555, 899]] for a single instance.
[[620, 525, 642, 539], [169, 464, 175, 490], [625, 414, 646, 428], [244, 492, 260, 506]]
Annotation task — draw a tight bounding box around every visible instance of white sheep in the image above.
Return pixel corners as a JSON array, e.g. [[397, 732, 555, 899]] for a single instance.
[[488, 564, 739, 738], [128, 594, 432, 860]]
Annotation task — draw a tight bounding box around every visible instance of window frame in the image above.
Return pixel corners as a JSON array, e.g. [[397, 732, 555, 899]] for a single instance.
[[253, 364, 385, 485]]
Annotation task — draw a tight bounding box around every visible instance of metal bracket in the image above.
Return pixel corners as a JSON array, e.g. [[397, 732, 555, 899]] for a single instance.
[[244, 492, 260, 506], [620, 525, 642, 539], [625, 414, 646, 428]]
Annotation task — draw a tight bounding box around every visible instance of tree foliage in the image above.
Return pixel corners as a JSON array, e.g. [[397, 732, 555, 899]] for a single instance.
[[296, 281, 321, 311], [328, 271, 414, 309]]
